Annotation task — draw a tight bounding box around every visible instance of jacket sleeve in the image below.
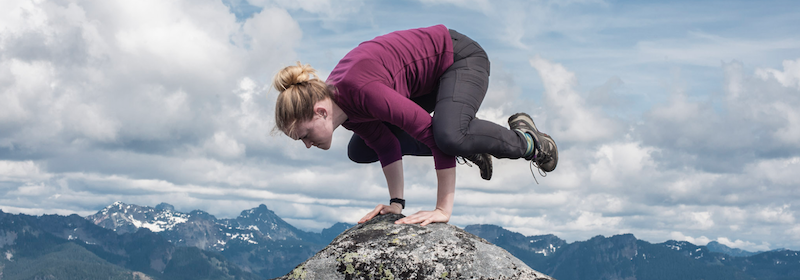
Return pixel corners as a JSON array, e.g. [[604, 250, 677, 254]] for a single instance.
[[351, 81, 456, 170]]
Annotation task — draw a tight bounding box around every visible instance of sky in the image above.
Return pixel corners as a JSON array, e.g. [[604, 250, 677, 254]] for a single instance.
[[1, 0, 800, 252]]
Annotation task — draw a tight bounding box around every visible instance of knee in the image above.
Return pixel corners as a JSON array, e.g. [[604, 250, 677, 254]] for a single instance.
[[468, 55, 490, 76], [434, 128, 468, 156], [348, 149, 378, 164], [347, 138, 379, 164]]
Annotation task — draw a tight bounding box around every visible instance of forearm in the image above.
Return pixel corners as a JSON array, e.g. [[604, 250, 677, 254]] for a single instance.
[[357, 160, 405, 224], [382, 160, 404, 204], [391, 166, 455, 226], [435, 167, 456, 215]]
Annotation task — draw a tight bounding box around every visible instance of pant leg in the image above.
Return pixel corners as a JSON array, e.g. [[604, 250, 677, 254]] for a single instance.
[[347, 94, 436, 164], [347, 122, 433, 164], [432, 29, 527, 159]]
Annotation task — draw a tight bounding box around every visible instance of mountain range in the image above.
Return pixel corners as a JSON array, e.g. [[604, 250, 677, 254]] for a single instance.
[[2, 202, 799, 280], [464, 224, 800, 280], [85, 201, 348, 278]]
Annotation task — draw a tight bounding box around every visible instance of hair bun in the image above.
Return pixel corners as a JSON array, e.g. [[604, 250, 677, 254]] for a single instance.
[[273, 62, 319, 92]]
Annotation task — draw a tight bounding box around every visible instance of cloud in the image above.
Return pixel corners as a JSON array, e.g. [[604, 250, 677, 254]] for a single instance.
[[530, 55, 621, 143], [670, 232, 712, 246], [2, 0, 800, 251], [640, 60, 800, 173], [756, 58, 800, 89], [203, 132, 246, 159], [671, 229, 773, 252], [416, 0, 493, 12], [589, 142, 656, 187], [416, 0, 610, 49], [717, 237, 772, 252], [565, 210, 623, 232], [0, 0, 304, 213], [635, 31, 800, 68], [0, 0, 305, 154], [0, 160, 51, 182], [247, 0, 365, 32]]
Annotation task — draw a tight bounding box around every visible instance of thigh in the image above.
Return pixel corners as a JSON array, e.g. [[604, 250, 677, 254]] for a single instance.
[[433, 54, 491, 132], [438, 30, 491, 112], [436, 58, 489, 111]]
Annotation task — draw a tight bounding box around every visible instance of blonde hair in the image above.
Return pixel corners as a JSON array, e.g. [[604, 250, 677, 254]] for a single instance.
[[272, 62, 334, 137]]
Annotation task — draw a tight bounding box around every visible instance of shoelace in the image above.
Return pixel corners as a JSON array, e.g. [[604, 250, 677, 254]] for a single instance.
[[529, 161, 547, 184], [456, 156, 473, 167], [529, 147, 549, 184]]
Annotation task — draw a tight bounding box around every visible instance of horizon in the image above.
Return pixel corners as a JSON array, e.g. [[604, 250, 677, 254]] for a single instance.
[[2, 0, 799, 252], [9, 199, 776, 253]]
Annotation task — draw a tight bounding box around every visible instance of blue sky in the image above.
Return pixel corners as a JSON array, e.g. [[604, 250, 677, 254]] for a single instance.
[[2, 0, 800, 252]]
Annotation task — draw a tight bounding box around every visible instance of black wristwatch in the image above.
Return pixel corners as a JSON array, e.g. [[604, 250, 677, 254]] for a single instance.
[[390, 198, 405, 209]]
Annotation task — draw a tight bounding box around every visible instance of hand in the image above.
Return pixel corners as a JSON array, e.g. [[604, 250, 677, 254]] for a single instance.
[[395, 208, 450, 226], [358, 203, 402, 224]]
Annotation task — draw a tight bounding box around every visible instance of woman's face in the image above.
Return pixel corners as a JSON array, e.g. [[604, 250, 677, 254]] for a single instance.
[[291, 114, 333, 150]]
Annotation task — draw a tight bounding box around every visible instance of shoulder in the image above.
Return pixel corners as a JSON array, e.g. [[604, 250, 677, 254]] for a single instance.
[[328, 58, 388, 89]]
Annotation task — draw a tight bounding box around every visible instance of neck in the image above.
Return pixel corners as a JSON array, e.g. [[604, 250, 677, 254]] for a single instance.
[[331, 100, 348, 128]]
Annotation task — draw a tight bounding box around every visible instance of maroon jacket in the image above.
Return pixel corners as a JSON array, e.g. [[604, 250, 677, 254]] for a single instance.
[[328, 25, 455, 169]]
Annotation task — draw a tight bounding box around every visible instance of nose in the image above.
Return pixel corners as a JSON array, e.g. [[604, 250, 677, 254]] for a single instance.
[[303, 139, 313, 149]]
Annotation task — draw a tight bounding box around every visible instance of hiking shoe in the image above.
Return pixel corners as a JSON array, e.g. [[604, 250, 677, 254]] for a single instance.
[[457, 153, 493, 180], [508, 113, 558, 173]]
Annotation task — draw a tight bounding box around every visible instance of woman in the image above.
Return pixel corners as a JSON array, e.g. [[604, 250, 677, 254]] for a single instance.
[[273, 25, 557, 226]]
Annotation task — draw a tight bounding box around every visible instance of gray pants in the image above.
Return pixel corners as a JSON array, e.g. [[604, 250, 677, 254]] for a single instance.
[[348, 29, 527, 163]]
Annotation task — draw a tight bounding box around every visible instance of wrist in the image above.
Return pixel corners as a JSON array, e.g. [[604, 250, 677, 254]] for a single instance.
[[390, 203, 404, 211], [389, 198, 405, 209], [435, 200, 453, 216], [434, 206, 452, 217]]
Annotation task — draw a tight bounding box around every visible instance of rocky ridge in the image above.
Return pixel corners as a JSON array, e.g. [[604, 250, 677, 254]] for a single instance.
[[275, 214, 553, 280]]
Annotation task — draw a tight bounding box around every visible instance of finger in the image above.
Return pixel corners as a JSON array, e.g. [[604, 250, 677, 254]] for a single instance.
[[396, 213, 425, 224], [420, 219, 432, 226], [395, 212, 419, 224], [359, 205, 383, 223], [394, 216, 413, 224], [359, 212, 376, 223]]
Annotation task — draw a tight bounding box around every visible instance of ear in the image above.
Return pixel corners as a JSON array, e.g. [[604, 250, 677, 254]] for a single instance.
[[313, 102, 328, 118]]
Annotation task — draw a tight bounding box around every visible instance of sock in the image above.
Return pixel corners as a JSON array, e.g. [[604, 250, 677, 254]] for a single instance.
[[515, 129, 535, 158]]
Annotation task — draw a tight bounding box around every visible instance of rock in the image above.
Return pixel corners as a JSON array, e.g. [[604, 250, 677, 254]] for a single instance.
[[273, 214, 554, 280]]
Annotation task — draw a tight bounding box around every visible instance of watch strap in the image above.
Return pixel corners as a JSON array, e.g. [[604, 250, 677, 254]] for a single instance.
[[389, 198, 405, 209]]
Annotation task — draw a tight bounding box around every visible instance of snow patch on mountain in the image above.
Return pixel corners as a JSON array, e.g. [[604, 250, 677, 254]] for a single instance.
[[90, 201, 190, 233]]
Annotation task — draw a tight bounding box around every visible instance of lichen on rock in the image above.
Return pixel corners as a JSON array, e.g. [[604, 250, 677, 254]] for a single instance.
[[272, 214, 553, 280]]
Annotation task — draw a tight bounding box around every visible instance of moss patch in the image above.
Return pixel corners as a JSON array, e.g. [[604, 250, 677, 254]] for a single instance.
[[289, 265, 306, 279]]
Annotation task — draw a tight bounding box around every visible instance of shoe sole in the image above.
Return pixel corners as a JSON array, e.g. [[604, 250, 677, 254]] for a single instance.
[[539, 133, 558, 172], [480, 154, 492, 180], [464, 154, 493, 181]]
